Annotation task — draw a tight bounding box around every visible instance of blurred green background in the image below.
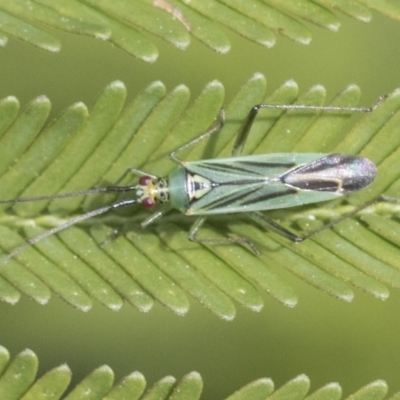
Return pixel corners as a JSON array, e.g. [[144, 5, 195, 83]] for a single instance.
[[1, 10, 400, 399]]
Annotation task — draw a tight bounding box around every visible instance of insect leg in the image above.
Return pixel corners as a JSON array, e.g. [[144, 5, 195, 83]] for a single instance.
[[232, 95, 388, 157], [114, 168, 159, 185], [248, 196, 382, 243], [188, 216, 261, 255], [99, 171, 169, 243], [140, 205, 171, 228], [169, 109, 225, 163], [99, 196, 170, 246]]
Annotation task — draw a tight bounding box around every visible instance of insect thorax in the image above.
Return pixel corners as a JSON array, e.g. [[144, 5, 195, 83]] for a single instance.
[[166, 166, 214, 214]]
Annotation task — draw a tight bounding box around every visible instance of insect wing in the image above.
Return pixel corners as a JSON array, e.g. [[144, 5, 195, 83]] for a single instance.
[[282, 153, 376, 194], [184, 153, 339, 215]]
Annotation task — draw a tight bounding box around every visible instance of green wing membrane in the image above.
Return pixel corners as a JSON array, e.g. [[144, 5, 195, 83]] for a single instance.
[[184, 153, 357, 215]]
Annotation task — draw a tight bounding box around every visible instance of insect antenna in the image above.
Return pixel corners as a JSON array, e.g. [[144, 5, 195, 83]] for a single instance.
[[0, 184, 141, 205], [0, 185, 142, 266]]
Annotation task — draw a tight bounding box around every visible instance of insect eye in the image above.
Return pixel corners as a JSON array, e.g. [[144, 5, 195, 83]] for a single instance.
[[142, 197, 156, 209], [139, 176, 153, 186]]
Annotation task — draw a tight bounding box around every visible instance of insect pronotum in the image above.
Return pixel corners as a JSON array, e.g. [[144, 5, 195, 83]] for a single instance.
[[0, 95, 388, 262]]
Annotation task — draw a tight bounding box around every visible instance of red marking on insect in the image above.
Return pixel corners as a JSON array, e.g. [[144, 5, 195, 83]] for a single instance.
[[142, 197, 156, 209], [139, 175, 153, 186]]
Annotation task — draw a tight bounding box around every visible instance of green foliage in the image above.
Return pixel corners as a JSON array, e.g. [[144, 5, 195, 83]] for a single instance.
[[0, 0, 399, 60], [1, 76, 400, 316], [0, 346, 396, 399]]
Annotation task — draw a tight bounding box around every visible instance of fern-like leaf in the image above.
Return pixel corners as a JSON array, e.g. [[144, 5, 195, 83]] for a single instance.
[[0, 0, 398, 60], [1, 75, 400, 317], [0, 346, 395, 400]]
